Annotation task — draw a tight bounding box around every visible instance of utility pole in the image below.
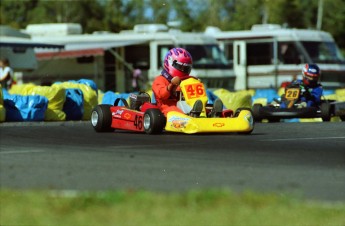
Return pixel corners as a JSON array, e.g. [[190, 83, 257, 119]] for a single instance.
[[317, 0, 324, 30]]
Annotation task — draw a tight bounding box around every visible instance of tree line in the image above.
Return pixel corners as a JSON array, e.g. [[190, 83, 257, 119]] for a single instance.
[[1, 0, 345, 51]]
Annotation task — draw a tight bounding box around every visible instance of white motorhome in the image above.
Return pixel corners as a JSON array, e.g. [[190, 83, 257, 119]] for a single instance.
[[0, 26, 63, 84], [206, 24, 345, 90], [25, 23, 233, 92]]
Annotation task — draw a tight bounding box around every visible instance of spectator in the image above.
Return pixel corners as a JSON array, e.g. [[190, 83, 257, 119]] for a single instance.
[[0, 58, 14, 89]]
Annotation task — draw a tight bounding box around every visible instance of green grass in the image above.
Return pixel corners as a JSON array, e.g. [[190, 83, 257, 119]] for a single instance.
[[1, 189, 345, 226]]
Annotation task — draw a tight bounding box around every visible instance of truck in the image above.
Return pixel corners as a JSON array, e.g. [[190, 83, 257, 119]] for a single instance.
[[205, 24, 345, 90]]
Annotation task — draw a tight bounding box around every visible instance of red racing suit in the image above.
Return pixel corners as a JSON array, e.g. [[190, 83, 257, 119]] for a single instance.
[[152, 75, 184, 116]]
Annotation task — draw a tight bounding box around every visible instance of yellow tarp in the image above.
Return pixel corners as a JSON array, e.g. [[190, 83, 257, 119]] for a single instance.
[[53, 82, 98, 120], [213, 88, 252, 111], [97, 90, 104, 105], [9, 84, 66, 121]]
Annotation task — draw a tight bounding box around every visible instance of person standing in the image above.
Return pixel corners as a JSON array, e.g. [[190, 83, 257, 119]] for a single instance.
[[0, 58, 14, 89]]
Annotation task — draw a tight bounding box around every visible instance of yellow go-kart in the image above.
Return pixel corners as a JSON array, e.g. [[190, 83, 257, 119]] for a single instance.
[[164, 77, 254, 134], [91, 77, 254, 135]]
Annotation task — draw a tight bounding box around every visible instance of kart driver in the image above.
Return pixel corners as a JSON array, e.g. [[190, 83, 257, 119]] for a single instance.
[[152, 47, 223, 117], [281, 63, 323, 108]]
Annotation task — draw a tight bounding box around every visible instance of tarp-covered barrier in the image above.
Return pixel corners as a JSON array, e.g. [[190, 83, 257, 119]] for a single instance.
[[9, 84, 66, 121], [145, 90, 156, 104], [77, 79, 98, 92], [336, 88, 345, 99], [0, 87, 6, 122], [101, 91, 130, 106], [98, 90, 104, 105], [252, 89, 280, 105], [3, 89, 48, 121], [213, 88, 252, 111], [53, 81, 97, 120], [206, 89, 218, 105], [63, 88, 84, 120]]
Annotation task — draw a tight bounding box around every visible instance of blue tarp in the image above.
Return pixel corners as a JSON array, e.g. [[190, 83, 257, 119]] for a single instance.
[[206, 89, 219, 104], [3, 90, 48, 121], [101, 91, 130, 106], [77, 79, 98, 92], [252, 89, 280, 103], [63, 88, 84, 120]]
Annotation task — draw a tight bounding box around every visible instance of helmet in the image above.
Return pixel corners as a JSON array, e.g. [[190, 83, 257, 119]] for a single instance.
[[302, 63, 320, 85], [163, 48, 193, 79]]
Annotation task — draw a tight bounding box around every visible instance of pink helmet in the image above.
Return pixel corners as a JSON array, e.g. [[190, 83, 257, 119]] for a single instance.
[[163, 48, 193, 79]]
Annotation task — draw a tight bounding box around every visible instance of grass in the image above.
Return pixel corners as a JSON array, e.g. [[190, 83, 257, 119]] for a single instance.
[[1, 189, 345, 226]]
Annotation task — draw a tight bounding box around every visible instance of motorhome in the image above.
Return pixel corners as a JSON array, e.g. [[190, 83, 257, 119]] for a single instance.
[[0, 26, 63, 84], [206, 24, 345, 90], [25, 23, 233, 92]]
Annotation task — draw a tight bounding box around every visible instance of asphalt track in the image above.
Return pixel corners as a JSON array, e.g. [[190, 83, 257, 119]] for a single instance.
[[0, 121, 344, 202]]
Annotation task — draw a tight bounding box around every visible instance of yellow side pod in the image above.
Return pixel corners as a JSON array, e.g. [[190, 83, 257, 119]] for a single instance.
[[165, 110, 254, 134]]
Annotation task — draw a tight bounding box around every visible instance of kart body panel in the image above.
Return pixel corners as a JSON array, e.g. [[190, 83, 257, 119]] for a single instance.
[[165, 110, 254, 134]]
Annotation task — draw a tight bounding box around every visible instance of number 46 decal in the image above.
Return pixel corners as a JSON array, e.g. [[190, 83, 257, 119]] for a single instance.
[[184, 83, 206, 99]]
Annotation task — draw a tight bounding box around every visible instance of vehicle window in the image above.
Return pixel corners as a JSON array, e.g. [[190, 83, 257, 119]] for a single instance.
[[247, 42, 272, 65], [301, 41, 345, 64], [278, 42, 302, 64], [124, 45, 150, 69], [158, 44, 230, 69], [183, 44, 230, 69], [224, 44, 233, 65]]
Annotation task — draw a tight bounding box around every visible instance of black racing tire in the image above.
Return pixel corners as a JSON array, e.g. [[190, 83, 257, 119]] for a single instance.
[[267, 117, 280, 123], [234, 107, 253, 117], [252, 104, 263, 122], [340, 115, 345, 121], [320, 102, 331, 122], [91, 104, 114, 132], [143, 109, 166, 134]]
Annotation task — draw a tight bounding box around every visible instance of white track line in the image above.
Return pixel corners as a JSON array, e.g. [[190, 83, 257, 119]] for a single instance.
[[0, 150, 46, 155], [261, 136, 345, 142]]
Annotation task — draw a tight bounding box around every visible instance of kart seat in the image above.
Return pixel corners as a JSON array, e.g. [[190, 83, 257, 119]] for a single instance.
[[140, 102, 159, 112]]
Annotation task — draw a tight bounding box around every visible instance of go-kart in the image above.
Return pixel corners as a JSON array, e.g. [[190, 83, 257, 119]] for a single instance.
[[91, 77, 254, 134], [252, 84, 345, 122]]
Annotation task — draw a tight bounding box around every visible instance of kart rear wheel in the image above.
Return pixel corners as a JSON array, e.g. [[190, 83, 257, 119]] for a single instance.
[[267, 117, 280, 123], [252, 104, 263, 122], [234, 107, 253, 117], [91, 104, 114, 132], [320, 102, 331, 122], [143, 109, 166, 134]]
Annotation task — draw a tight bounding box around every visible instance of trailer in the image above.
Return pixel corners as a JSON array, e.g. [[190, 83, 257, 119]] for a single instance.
[[25, 23, 233, 92], [206, 24, 345, 90]]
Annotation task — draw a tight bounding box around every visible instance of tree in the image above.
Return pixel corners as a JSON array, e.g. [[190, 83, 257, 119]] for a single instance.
[[226, 0, 263, 30], [321, 0, 345, 51], [0, 0, 39, 29], [265, 0, 304, 28], [0, 0, 344, 51]]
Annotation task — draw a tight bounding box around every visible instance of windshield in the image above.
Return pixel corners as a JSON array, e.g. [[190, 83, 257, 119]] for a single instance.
[[301, 41, 345, 64], [183, 44, 230, 69]]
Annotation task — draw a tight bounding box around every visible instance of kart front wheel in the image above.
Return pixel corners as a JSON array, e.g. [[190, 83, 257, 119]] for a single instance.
[[320, 102, 331, 122], [143, 109, 166, 134], [91, 105, 114, 132]]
